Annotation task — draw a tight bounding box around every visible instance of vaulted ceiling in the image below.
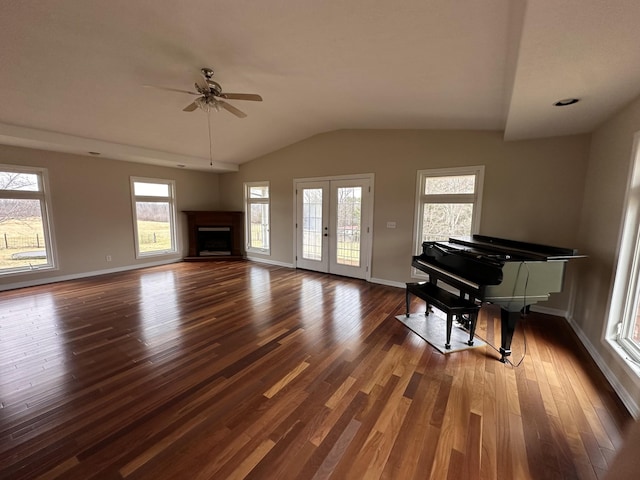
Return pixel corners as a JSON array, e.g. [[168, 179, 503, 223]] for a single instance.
[[2, 0, 640, 172]]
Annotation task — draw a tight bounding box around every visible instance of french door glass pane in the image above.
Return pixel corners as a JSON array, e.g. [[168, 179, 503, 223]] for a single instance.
[[136, 201, 172, 253], [302, 188, 322, 261], [422, 203, 473, 242], [0, 198, 49, 270], [249, 203, 269, 249], [336, 187, 361, 266]]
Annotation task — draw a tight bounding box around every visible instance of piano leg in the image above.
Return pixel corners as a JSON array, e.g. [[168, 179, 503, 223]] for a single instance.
[[499, 309, 521, 363], [467, 311, 478, 346], [405, 288, 410, 317], [445, 313, 452, 349]]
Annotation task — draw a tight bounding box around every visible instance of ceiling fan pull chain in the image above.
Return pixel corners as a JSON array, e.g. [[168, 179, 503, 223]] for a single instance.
[[208, 110, 214, 167]]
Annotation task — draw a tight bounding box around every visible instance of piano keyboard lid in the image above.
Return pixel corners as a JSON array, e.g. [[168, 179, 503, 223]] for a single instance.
[[416, 242, 504, 286]]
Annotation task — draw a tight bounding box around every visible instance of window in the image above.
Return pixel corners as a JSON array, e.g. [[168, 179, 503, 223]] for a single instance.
[[130, 177, 177, 257], [245, 182, 270, 254], [413, 166, 484, 257], [607, 134, 640, 370], [0, 165, 56, 275]]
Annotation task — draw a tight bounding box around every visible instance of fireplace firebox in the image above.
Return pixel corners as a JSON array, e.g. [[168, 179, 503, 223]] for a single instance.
[[198, 227, 232, 256], [183, 211, 243, 261]]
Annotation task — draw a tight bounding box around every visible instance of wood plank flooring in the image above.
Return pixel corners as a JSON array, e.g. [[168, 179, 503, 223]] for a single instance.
[[0, 261, 632, 479]]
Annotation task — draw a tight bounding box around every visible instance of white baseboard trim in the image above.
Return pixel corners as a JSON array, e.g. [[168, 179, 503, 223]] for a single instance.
[[245, 256, 295, 268], [370, 277, 405, 289], [530, 304, 568, 318], [565, 315, 639, 418], [245, 262, 405, 287], [0, 258, 182, 292]]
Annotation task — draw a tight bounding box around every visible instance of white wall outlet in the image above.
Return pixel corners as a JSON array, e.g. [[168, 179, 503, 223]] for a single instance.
[[105, 255, 112, 262], [386, 221, 397, 229]]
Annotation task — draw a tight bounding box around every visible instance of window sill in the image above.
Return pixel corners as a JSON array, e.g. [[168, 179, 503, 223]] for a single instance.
[[0, 265, 57, 277], [136, 251, 180, 260], [246, 249, 270, 256], [606, 337, 640, 379]]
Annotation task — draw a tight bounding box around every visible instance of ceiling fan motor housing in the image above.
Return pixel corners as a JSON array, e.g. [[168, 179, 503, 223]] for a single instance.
[[206, 80, 222, 96], [198, 68, 223, 96]]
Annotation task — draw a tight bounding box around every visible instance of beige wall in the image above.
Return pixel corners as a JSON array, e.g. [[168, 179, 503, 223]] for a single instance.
[[0, 144, 220, 289], [4, 121, 638, 412], [219, 129, 590, 311], [573, 94, 640, 415]]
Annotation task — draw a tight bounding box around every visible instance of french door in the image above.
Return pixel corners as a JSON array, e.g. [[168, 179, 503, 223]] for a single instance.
[[295, 176, 372, 279]]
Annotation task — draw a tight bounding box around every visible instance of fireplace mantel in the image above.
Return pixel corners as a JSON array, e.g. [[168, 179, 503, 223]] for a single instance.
[[183, 211, 244, 261]]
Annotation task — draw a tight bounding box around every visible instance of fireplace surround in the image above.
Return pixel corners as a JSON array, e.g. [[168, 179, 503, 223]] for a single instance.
[[183, 211, 243, 260]]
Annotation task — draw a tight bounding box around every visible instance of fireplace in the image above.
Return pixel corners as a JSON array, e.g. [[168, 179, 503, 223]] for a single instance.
[[198, 227, 232, 256], [183, 211, 243, 260]]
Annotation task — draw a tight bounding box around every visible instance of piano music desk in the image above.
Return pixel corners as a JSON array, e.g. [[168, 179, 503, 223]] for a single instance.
[[405, 282, 480, 349]]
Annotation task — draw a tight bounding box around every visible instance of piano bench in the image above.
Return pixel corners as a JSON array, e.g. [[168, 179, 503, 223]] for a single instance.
[[405, 282, 480, 349]]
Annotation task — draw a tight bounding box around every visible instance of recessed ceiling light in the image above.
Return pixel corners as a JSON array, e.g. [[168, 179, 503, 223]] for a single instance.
[[553, 98, 580, 107]]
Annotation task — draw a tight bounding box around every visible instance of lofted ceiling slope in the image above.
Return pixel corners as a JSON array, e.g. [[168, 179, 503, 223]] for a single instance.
[[1, 0, 640, 172]]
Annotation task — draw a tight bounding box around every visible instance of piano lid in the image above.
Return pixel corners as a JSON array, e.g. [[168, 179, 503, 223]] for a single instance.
[[448, 235, 581, 261]]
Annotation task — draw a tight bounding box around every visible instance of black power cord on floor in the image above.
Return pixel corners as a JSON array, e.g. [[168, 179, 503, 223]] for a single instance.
[[459, 311, 528, 368]]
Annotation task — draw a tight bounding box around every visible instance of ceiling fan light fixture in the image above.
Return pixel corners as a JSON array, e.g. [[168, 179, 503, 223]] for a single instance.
[[553, 98, 580, 107], [194, 96, 222, 113], [209, 98, 222, 112], [194, 96, 207, 111]]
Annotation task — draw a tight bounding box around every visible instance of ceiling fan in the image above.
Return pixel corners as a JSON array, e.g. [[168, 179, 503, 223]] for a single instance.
[[148, 67, 262, 118]]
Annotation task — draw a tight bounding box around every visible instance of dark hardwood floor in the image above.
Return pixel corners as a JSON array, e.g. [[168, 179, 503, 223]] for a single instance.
[[0, 261, 632, 479]]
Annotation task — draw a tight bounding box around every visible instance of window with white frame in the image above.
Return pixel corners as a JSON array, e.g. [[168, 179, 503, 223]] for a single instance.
[[130, 177, 177, 257], [0, 165, 57, 275], [413, 166, 484, 259], [607, 133, 640, 371], [245, 182, 270, 254]]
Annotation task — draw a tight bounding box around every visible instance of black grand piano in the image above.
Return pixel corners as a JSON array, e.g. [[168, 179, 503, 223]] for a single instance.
[[411, 234, 582, 362]]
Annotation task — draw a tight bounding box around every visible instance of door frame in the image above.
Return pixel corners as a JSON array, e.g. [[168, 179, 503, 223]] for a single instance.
[[292, 173, 375, 281]]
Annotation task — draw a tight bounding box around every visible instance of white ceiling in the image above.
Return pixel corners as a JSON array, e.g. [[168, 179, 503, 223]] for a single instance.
[[2, 0, 640, 172]]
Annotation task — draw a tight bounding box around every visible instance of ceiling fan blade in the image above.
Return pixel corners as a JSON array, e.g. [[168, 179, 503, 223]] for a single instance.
[[183, 101, 199, 112], [219, 93, 263, 101], [219, 100, 247, 118], [144, 85, 199, 95]]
